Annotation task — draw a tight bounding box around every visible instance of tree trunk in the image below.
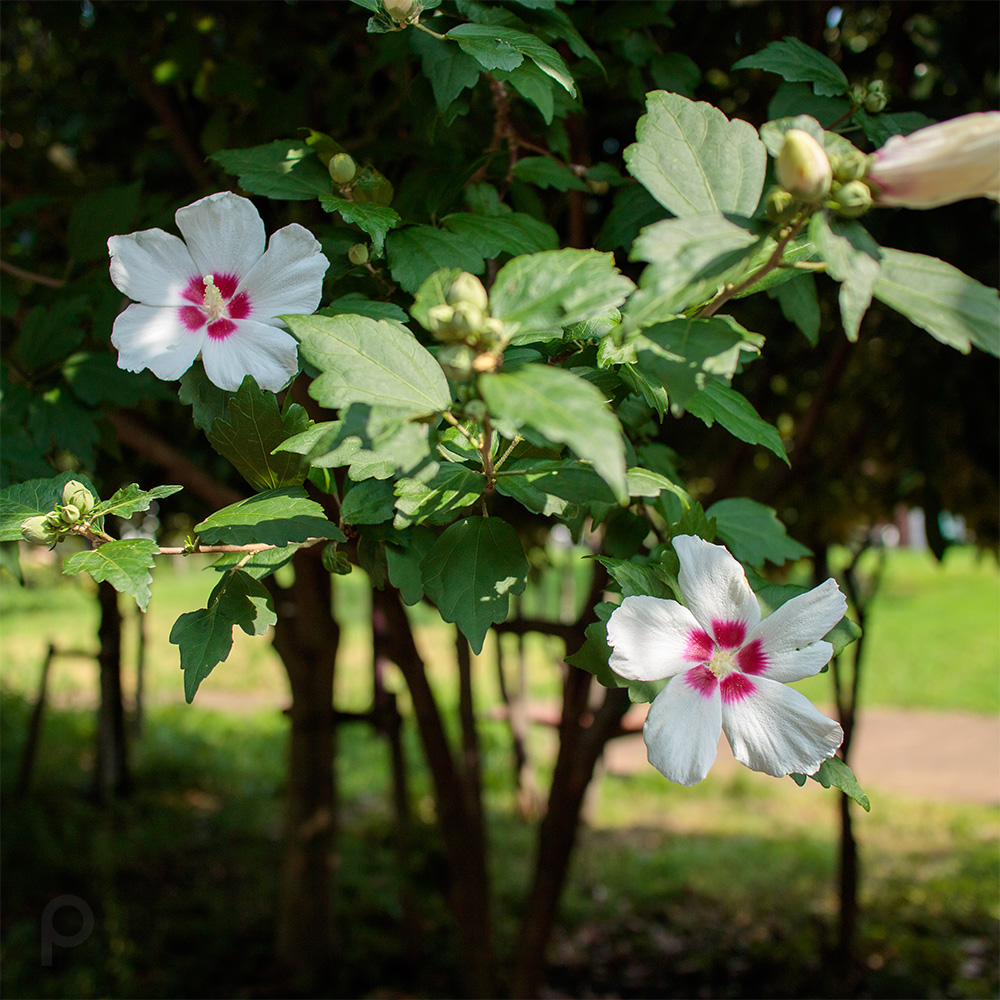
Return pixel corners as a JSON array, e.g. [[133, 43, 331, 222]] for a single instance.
[[374, 586, 497, 997], [94, 580, 130, 801], [511, 669, 631, 998], [268, 549, 339, 989]]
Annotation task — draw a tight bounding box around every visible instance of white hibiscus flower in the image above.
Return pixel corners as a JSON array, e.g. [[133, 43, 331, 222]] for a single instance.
[[108, 191, 329, 391], [606, 534, 847, 786]]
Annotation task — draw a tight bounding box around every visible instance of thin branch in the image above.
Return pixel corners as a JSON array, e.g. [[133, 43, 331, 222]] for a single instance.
[[0, 259, 66, 288]]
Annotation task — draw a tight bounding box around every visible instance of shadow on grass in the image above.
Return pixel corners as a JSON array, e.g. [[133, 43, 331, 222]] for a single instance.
[[1, 690, 996, 999]]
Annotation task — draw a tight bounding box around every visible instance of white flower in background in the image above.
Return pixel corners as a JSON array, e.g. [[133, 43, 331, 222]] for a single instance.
[[867, 112, 1000, 209], [108, 191, 329, 391], [606, 534, 846, 786]]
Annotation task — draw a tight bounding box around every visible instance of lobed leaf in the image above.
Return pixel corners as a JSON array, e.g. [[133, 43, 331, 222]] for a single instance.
[[63, 538, 159, 611]]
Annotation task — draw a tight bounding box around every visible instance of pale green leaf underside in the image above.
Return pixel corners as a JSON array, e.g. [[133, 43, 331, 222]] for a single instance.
[[63, 538, 159, 611]]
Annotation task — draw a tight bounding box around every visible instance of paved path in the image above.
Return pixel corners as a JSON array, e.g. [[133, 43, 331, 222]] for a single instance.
[[603, 705, 1000, 805]]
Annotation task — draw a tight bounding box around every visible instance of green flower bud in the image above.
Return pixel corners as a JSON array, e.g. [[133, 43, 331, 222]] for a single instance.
[[21, 515, 60, 546], [864, 80, 887, 114], [62, 480, 95, 517], [436, 344, 478, 381], [60, 503, 81, 524], [329, 152, 357, 185], [834, 179, 874, 218], [586, 178, 610, 196], [44, 511, 64, 528], [776, 129, 833, 204], [444, 271, 489, 313], [850, 83, 868, 108], [764, 185, 797, 224], [830, 148, 871, 183], [321, 543, 352, 576], [464, 399, 488, 422], [383, 0, 421, 23], [348, 243, 369, 266]]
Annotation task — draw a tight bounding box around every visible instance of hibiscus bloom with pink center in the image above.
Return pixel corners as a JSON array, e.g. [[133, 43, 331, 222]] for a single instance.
[[607, 534, 847, 786], [108, 191, 329, 392]]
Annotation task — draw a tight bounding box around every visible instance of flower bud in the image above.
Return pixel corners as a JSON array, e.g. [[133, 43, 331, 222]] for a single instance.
[[436, 344, 478, 381], [764, 186, 797, 224], [329, 153, 357, 185], [443, 271, 489, 313], [383, 0, 421, 23], [62, 480, 95, 517], [776, 129, 833, 204], [833, 180, 874, 218], [21, 515, 60, 546], [864, 80, 887, 114], [867, 112, 1000, 209], [348, 243, 369, 266], [830, 149, 871, 183], [59, 503, 81, 524], [586, 178, 610, 195]]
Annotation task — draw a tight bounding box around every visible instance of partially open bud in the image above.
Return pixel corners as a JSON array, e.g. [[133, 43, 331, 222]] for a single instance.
[[443, 271, 489, 313], [383, 0, 421, 23], [62, 480, 95, 518], [833, 180, 874, 218], [21, 515, 60, 546], [864, 80, 887, 114], [329, 153, 357, 185], [348, 243, 369, 266], [764, 186, 797, 224], [867, 112, 1000, 209], [776, 129, 833, 204], [830, 149, 871, 184]]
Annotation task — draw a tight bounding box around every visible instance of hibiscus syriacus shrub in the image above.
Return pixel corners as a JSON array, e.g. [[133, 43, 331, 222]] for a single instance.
[[2, 9, 998, 982]]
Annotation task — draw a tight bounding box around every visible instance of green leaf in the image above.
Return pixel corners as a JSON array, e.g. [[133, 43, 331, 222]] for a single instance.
[[63, 539, 159, 611], [511, 156, 589, 192], [288, 313, 452, 418], [386, 527, 437, 605], [206, 376, 310, 491], [733, 37, 849, 97], [63, 352, 173, 407], [872, 248, 1000, 357], [810, 214, 881, 341], [624, 91, 767, 218], [441, 211, 558, 258], [411, 29, 482, 112], [791, 757, 871, 812], [0, 471, 100, 541], [394, 463, 484, 526], [67, 181, 142, 262], [91, 484, 183, 521], [770, 274, 820, 344], [596, 185, 665, 253], [706, 497, 810, 569], [597, 557, 675, 600], [446, 23, 575, 96], [341, 477, 396, 525], [195, 486, 344, 546], [767, 82, 851, 129], [686, 379, 789, 464], [210, 141, 332, 200], [632, 316, 761, 408], [489, 248, 634, 336], [480, 364, 627, 501], [386, 226, 486, 293], [319, 294, 409, 323], [170, 570, 277, 702], [14, 299, 86, 374], [179, 363, 231, 432], [494, 60, 557, 123], [318, 195, 400, 256], [494, 458, 614, 514], [420, 516, 528, 653]]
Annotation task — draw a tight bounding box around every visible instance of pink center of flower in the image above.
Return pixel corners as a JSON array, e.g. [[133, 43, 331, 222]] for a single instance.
[[178, 272, 251, 341], [683, 618, 767, 704]]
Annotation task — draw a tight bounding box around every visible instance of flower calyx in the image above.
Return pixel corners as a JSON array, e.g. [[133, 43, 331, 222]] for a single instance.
[[382, 0, 422, 25]]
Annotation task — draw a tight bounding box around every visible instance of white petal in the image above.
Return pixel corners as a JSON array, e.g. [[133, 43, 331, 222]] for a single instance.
[[108, 230, 198, 306], [745, 578, 847, 682], [200, 319, 300, 392], [643, 671, 722, 785], [673, 534, 760, 639], [111, 304, 204, 382], [722, 675, 843, 778], [239, 224, 330, 322], [607, 595, 706, 682], [175, 192, 266, 279]]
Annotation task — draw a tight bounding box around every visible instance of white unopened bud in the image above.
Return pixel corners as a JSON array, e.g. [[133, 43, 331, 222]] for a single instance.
[[776, 129, 833, 204]]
